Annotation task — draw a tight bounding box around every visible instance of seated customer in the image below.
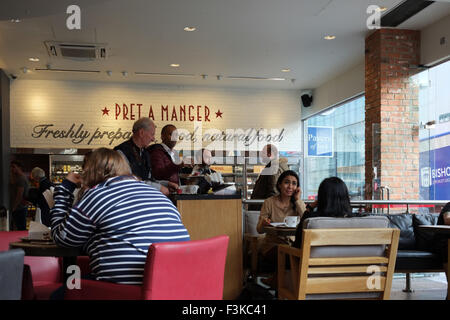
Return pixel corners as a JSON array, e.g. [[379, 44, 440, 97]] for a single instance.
[[256, 170, 306, 285], [28, 167, 54, 227], [149, 124, 189, 185], [293, 176, 356, 248], [51, 148, 190, 287]]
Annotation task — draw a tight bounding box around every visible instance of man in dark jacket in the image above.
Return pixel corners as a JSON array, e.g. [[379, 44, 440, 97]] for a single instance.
[[249, 144, 289, 210], [148, 124, 190, 185], [10, 160, 30, 230], [114, 118, 177, 196]]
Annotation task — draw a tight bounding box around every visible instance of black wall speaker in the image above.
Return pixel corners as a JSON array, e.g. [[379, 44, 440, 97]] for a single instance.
[[300, 90, 313, 107]]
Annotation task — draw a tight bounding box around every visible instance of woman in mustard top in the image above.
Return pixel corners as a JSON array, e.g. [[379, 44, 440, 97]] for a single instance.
[[256, 170, 306, 287]]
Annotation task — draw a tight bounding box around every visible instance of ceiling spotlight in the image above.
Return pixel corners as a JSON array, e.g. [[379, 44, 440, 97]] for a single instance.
[[106, 70, 112, 76], [10, 18, 21, 23], [201, 74, 208, 79], [22, 67, 29, 74], [216, 75, 222, 80], [281, 68, 291, 72], [324, 35, 336, 40], [184, 26, 197, 32], [170, 63, 180, 67], [29, 57, 40, 62], [122, 71, 128, 77]]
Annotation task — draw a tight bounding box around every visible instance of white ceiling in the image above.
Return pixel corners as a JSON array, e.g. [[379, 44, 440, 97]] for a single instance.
[[1, 0, 450, 90]]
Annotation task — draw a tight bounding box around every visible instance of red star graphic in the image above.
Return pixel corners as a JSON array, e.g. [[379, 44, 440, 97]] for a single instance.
[[215, 109, 223, 118], [101, 107, 110, 116]]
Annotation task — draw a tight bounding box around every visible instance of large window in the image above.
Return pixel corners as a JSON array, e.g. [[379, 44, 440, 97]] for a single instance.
[[303, 96, 365, 200], [411, 60, 450, 200]]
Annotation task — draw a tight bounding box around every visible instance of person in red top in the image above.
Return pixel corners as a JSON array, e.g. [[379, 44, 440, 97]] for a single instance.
[[148, 124, 190, 185]]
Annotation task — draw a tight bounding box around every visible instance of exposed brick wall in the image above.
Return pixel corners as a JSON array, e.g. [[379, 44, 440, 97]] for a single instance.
[[365, 29, 420, 202]]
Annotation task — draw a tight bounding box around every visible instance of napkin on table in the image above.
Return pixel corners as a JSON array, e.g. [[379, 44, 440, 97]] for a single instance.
[[28, 221, 52, 240]]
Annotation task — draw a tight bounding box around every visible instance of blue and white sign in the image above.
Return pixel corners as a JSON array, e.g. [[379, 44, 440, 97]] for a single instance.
[[307, 126, 333, 157], [420, 143, 450, 200]]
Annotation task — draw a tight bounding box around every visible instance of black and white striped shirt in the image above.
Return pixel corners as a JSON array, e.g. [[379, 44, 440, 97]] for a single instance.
[[51, 176, 190, 285]]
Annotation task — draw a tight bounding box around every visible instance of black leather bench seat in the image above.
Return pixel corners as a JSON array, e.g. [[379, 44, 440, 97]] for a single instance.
[[396, 250, 443, 270]]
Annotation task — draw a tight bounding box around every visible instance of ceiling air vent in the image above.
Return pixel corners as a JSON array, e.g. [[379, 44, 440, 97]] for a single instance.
[[44, 41, 107, 60]]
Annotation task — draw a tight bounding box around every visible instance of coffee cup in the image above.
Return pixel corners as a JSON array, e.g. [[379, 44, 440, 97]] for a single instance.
[[188, 185, 199, 194], [284, 216, 300, 227]]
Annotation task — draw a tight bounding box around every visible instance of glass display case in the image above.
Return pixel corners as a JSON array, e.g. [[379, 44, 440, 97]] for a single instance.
[[49, 154, 84, 184], [210, 154, 302, 199]]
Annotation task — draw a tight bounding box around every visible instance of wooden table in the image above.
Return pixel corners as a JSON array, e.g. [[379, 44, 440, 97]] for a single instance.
[[418, 225, 450, 300], [9, 241, 84, 283], [263, 225, 297, 237]]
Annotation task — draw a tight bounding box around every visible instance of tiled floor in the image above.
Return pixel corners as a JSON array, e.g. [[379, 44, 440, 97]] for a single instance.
[[256, 272, 448, 300], [390, 273, 447, 300]]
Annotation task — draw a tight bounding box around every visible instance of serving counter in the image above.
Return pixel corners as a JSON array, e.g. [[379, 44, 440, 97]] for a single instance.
[[170, 193, 243, 300]]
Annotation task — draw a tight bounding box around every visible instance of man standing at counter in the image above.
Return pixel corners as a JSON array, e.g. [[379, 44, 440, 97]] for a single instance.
[[9, 160, 29, 230], [114, 118, 176, 196], [149, 124, 189, 185], [248, 144, 288, 210]]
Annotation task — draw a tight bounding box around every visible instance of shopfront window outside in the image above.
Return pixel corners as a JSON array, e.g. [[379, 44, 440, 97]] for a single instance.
[[303, 96, 365, 200], [411, 60, 450, 200]]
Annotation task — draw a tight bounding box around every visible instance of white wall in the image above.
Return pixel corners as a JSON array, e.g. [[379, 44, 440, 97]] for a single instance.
[[301, 61, 365, 120], [10, 80, 302, 152], [421, 13, 450, 66]]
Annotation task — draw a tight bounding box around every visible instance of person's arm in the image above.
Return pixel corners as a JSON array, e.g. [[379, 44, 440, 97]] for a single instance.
[[256, 200, 271, 234], [305, 200, 318, 214], [155, 180, 179, 191], [143, 180, 171, 196], [292, 187, 306, 217], [51, 174, 96, 248], [144, 180, 163, 189], [167, 181, 179, 192]]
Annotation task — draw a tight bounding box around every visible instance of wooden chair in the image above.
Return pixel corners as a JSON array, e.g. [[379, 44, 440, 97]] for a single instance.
[[278, 227, 400, 300], [243, 210, 265, 279], [243, 233, 265, 277]]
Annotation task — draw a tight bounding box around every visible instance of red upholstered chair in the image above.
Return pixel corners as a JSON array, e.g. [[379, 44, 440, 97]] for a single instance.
[[65, 235, 229, 300], [0, 231, 62, 300], [76, 256, 92, 275]]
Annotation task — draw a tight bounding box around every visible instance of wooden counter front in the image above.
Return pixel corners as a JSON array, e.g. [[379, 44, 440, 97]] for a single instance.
[[174, 195, 243, 300]]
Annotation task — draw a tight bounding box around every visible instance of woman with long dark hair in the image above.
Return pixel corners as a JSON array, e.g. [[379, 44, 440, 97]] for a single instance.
[[293, 176, 355, 248], [256, 170, 306, 286]]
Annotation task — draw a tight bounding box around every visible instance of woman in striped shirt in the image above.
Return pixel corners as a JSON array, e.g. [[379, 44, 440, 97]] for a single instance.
[[51, 148, 190, 285]]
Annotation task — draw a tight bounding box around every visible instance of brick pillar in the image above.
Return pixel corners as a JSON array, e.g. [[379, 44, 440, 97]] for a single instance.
[[365, 29, 420, 203]]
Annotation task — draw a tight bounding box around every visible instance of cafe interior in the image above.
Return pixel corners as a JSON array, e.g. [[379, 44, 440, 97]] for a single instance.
[[0, 0, 450, 301]]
